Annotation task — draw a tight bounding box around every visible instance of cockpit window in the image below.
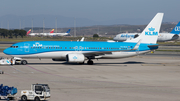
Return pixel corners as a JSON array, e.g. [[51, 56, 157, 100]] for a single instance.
[[10, 46, 18, 48]]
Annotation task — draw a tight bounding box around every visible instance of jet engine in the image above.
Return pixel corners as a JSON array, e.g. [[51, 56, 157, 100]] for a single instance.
[[172, 34, 179, 40], [66, 53, 85, 63]]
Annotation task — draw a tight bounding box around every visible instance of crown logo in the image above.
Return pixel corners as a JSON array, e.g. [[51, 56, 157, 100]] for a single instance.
[[148, 27, 155, 31], [73, 56, 77, 59]]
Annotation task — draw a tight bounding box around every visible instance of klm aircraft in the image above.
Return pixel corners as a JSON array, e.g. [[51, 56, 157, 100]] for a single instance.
[[3, 13, 164, 65], [113, 21, 180, 42]]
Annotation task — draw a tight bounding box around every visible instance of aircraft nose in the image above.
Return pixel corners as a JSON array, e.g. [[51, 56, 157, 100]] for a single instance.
[[3, 48, 10, 55], [113, 37, 117, 41]]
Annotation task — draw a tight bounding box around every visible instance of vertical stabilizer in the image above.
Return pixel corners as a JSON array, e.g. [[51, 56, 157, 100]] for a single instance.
[[50, 29, 54, 33], [66, 29, 71, 33], [170, 21, 180, 34], [125, 13, 164, 44], [26, 29, 31, 35]]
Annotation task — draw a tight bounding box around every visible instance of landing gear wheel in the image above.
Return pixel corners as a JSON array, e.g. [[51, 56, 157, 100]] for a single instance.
[[34, 97, 40, 101], [87, 60, 93, 65], [21, 60, 28, 65], [21, 95, 27, 101]]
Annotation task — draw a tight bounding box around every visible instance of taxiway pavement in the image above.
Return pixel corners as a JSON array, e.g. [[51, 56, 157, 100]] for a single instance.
[[0, 52, 180, 101]]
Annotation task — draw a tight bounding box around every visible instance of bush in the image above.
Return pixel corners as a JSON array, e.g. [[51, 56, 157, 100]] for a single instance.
[[93, 34, 99, 38]]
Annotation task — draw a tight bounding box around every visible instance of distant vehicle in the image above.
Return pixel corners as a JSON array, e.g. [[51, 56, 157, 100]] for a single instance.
[[113, 21, 180, 42], [21, 84, 50, 101]]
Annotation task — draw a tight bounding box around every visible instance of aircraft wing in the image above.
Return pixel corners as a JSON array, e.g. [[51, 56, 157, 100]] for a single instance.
[[83, 40, 142, 57]]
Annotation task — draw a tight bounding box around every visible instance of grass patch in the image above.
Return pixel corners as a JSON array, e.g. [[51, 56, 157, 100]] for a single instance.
[[157, 50, 180, 52]]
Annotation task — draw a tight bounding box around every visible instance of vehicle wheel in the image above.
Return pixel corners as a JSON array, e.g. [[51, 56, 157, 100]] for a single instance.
[[8, 97, 13, 100], [34, 97, 40, 101], [21, 60, 28, 65], [21, 95, 27, 101]]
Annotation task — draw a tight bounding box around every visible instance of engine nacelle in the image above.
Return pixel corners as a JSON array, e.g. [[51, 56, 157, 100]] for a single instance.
[[66, 53, 85, 63]]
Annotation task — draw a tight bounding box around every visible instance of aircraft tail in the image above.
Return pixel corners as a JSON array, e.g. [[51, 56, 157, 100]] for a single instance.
[[50, 29, 54, 33], [125, 13, 164, 44], [26, 29, 31, 35], [170, 21, 180, 34], [66, 29, 71, 33]]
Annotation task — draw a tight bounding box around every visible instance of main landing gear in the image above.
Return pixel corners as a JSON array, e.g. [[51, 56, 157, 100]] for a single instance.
[[87, 60, 93, 65]]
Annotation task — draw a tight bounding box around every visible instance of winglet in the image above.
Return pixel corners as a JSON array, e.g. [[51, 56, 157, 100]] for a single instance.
[[170, 21, 180, 34], [80, 37, 84, 41]]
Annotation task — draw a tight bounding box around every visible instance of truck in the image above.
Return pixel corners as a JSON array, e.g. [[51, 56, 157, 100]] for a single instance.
[[21, 84, 50, 101]]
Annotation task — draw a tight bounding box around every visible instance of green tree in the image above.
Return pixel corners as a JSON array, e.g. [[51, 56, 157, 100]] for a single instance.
[[93, 34, 99, 38], [8, 30, 13, 38], [19, 29, 26, 38], [0, 29, 8, 38], [13, 29, 20, 38]]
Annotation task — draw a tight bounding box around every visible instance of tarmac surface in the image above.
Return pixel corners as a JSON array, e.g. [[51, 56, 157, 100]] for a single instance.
[[0, 52, 180, 101]]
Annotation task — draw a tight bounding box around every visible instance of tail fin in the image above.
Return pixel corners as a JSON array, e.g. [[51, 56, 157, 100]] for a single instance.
[[80, 37, 84, 41], [125, 13, 164, 44], [170, 21, 180, 34], [50, 29, 54, 33], [26, 29, 31, 35], [66, 29, 71, 33]]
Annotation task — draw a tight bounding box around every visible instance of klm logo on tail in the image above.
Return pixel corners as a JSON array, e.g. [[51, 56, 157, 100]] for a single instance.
[[145, 27, 158, 36]]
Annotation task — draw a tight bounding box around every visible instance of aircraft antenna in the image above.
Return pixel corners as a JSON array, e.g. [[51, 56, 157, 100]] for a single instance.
[[19, 19, 21, 29], [32, 19, 33, 33], [43, 18, 44, 34], [7, 20, 9, 30], [74, 17, 76, 37], [56, 17, 57, 33]]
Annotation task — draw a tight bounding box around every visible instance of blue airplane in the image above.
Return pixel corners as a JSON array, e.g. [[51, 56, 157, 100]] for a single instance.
[[3, 13, 164, 65]]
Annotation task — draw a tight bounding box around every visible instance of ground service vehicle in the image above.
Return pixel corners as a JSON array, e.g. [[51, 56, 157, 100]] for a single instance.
[[0, 84, 17, 100], [21, 84, 50, 101]]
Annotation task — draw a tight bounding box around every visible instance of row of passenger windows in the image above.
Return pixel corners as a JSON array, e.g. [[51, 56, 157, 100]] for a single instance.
[[31, 47, 129, 50], [10, 46, 18, 48]]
